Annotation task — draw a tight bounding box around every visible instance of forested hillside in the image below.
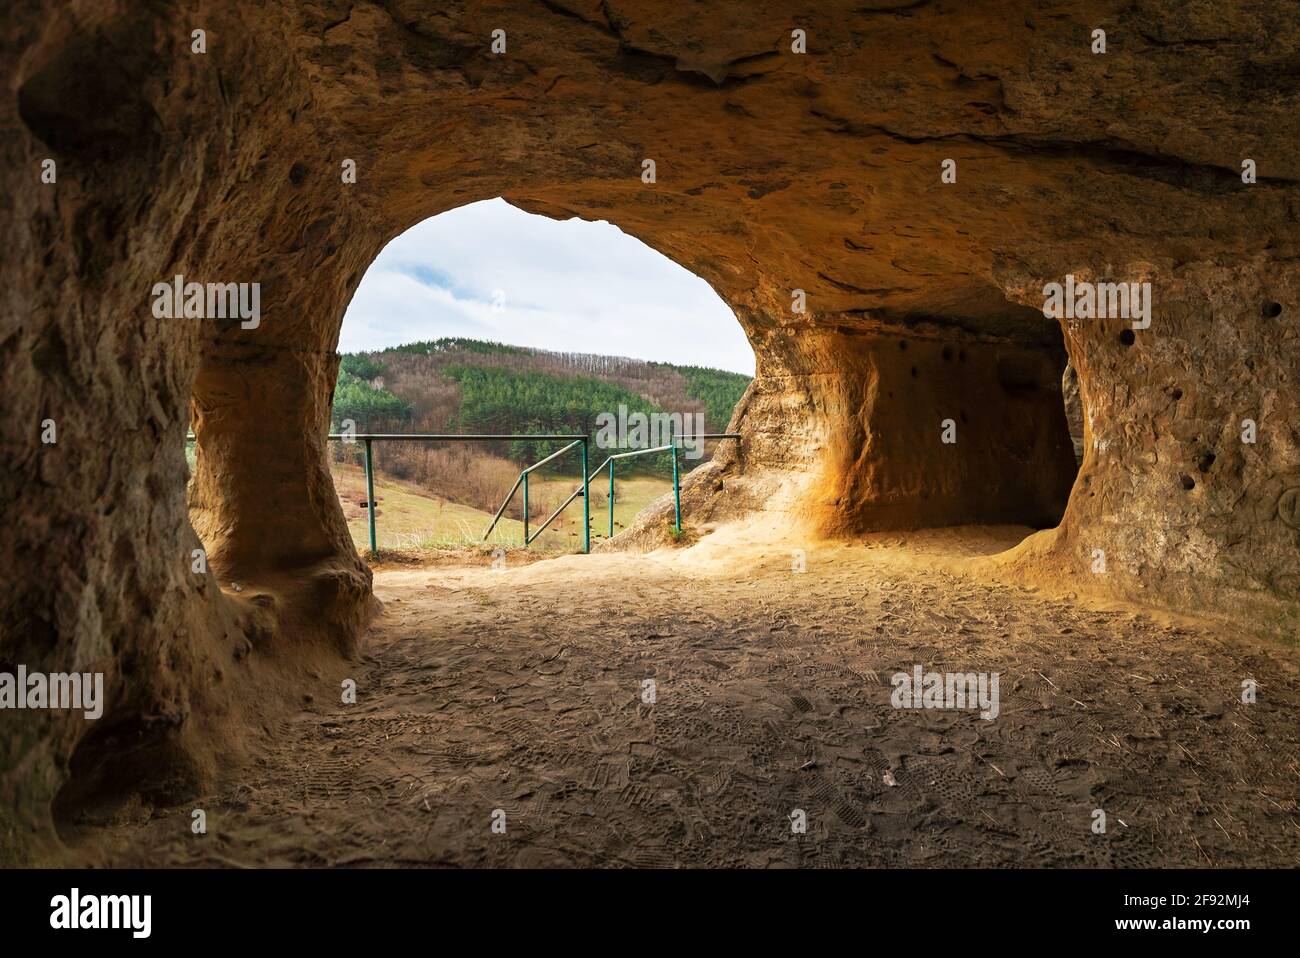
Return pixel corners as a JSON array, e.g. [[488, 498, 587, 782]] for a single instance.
[[328, 338, 750, 516], [331, 338, 749, 459]]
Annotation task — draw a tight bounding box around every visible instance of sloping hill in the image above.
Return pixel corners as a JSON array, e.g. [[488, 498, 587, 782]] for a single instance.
[[328, 338, 751, 530], [331, 338, 749, 459]]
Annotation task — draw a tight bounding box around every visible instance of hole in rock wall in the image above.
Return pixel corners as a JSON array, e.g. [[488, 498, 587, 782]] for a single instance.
[[326, 198, 754, 553]]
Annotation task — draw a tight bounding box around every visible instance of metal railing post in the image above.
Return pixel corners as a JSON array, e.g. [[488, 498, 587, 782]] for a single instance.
[[581, 437, 590, 555], [672, 436, 681, 532], [364, 437, 377, 553], [318, 431, 731, 556]]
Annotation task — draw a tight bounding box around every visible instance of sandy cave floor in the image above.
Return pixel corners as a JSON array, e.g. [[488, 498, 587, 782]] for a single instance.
[[71, 524, 1300, 868]]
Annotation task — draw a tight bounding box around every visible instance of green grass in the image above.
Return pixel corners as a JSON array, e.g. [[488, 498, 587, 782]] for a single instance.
[[331, 463, 673, 553], [540, 474, 674, 546]]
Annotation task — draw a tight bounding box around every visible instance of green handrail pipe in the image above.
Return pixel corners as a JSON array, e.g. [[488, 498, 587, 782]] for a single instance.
[[187, 430, 735, 555], [581, 436, 591, 555], [324, 432, 582, 554], [482, 438, 590, 551], [363, 437, 377, 553], [592, 434, 741, 543]]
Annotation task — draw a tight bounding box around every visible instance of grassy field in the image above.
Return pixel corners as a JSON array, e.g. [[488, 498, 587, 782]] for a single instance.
[[330, 463, 672, 554]]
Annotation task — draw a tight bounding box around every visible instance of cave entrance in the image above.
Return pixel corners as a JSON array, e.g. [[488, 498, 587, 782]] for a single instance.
[[818, 306, 1082, 544], [327, 198, 755, 555]]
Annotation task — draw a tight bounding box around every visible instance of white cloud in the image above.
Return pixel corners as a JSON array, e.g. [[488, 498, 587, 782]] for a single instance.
[[339, 198, 755, 375]]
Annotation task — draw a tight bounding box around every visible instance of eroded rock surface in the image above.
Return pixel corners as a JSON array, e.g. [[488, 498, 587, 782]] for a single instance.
[[3, 0, 1298, 859]]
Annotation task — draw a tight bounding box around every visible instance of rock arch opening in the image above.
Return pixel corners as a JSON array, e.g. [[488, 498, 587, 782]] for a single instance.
[[324, 197, 756, 553], [5, 0, 1299, 866]]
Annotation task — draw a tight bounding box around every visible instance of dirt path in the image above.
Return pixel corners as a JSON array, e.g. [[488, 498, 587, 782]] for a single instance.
[[74, 525, 1300, 867]]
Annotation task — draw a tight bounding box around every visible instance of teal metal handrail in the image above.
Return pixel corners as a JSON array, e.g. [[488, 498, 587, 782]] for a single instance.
[[602, 444, 680, 536], [188, 429, 737, 555], [321, 432, 587, 554], [519, 432, 742, 546], [581, 433, 742, 543], [481, 439, 590, 552]]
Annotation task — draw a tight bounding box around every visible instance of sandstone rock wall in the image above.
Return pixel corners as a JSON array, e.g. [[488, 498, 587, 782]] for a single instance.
[[3, 0, 1297, 859]]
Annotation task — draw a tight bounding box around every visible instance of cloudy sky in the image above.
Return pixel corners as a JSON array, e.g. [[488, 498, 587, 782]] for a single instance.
[[339, 198, 755, 375]]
